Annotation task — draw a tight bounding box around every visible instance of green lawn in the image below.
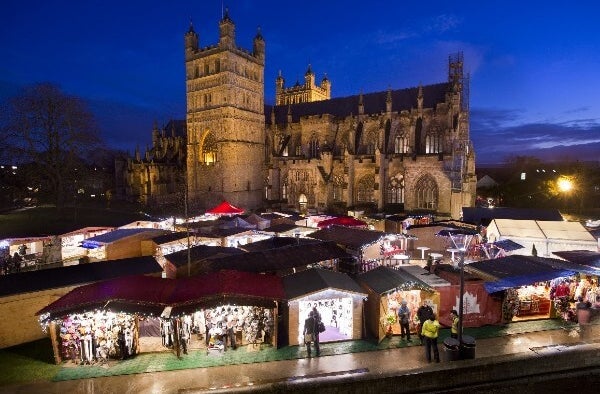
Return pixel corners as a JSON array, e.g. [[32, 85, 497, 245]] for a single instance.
[[0, 319, 576, 387], [0, 339, 60, 386], [0, 204, 149, 238]]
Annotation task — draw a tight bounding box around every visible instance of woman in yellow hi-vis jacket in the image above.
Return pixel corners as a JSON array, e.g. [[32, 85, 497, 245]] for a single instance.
[[421, 314, 440, 363]]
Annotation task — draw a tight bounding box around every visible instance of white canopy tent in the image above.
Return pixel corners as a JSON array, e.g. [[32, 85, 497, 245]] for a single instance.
[[486, 219, 597, 257]]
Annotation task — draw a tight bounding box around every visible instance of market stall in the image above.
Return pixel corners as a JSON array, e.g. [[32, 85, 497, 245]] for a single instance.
[[432, 264, 504, 327], [466, 255, 577, 323], [356, 266, 435, 342], [282, 268, 367, 346], [309, 226, 414, 272], [37, 270, 285, 364]]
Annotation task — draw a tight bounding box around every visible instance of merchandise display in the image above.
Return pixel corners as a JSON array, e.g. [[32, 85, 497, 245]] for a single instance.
[[189, 305, 275, 351], [298, 298, 353, 343], [387, 290, 424, 334], [515, 284, 551, 317], [58, 311, 136, 364]]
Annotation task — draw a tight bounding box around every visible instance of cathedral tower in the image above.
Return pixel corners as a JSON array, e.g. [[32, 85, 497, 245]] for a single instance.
[[185, 9, 266, 210]]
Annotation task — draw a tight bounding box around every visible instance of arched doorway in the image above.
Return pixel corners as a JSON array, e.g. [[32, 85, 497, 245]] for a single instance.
[[298, 193, 308, 214]]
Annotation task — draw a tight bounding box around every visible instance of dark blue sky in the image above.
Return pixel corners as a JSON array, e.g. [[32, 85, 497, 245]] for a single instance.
[[2, 1, 599, 164]]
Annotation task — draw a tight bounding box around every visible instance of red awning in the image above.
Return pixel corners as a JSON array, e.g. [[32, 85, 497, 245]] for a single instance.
[[317, 216, 367, 228], [37, 270, 285, 319], [206, 201, 244, 215]]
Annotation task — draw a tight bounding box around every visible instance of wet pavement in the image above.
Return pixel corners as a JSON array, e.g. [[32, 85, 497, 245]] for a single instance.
[[2, 325, 598, 393]]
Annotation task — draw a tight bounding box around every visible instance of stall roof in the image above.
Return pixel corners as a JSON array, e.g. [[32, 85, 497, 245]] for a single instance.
[[208, 241, 351, 273], [38, 270, 285, 319], [490, 239, 525, 252], [206, 201, 244, 215], [317, 216, 368, 228], [536, 220, 596, 241], [150, 231, 189, 245], [465, 255, 576, 293], [357, 266, 433, 294], [400, 265, 452, 287], [164, 245, 244, 268], [239, 236, 326, 252], [216, 216, 255, 229], [552, 250, 600, 275], [85, 228, 166, 245], [262, 223, 304, 233], [0, 256, 161, 297], [243, 213, 270, 226], [205, 228, 255, 237], [283, 268, 366, 300], [309, 226, 388, 250], [490, 219, 596, 242], [37, 275, 174, 318], [168, 270, 285, 314], [462, 207, 563, 225]]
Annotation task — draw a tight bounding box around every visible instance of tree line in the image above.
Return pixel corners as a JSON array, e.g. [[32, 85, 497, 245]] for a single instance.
[[1, 83, 120, 210]]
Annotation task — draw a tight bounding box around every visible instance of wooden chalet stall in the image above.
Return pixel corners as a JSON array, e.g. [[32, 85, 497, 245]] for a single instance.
[[282, 268, 367, 347], [309, 226, 413, 273], [162, 245, 244, 278], [356, 266, 436, 342], [465, 256, 575, 323], [0, 256, 162, 349], [79, 228, 168, 262], [141, 231, 202, 270], [207, 240, 351, 276], [37, 270, 285, 364], [432, 264, 503, 328]]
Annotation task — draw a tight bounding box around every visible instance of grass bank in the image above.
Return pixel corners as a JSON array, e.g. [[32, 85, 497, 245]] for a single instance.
[[0, 203, 148, 238]]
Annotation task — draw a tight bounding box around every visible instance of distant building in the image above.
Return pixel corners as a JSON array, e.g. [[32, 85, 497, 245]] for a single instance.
[[116, 120, 186, 206]]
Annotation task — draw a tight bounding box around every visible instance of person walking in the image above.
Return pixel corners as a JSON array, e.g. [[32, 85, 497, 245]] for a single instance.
[[450, 310, 459, 339], [416, 300, 433, 344], [421, 313, 440, 363], [312, 306, 322, 355], [398, 300, 412, 342], [303, 311, 317, 357]]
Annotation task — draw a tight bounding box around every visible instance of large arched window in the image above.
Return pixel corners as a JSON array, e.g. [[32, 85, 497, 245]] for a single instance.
[[415, 175, 438, 210], [425, 133, 442, 154], [394, 134, 409, 154], [426, 121, 442, 154], [387, 173, 405, 203], [281, 176, 288, 201], [309, 135, 320, 159], [356, 175, 375, 203], [366, 131, 377, 155], [201, 132, 217, 165], [332, 174, 344, 201]]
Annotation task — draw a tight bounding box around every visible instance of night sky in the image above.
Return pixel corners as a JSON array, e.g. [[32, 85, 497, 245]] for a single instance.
[[2, 1, 599, 165]]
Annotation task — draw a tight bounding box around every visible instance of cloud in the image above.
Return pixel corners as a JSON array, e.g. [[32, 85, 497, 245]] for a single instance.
[[471, 107, 600, 164], [426, 14, 462, 33]]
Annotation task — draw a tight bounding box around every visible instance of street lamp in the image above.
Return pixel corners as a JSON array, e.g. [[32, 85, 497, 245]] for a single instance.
[[448, 231, 474, 346], [557, 176, 573, 193]]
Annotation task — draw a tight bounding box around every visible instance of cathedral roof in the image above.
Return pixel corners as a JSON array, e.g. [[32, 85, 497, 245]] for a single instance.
[[266, 82, 448, 124]]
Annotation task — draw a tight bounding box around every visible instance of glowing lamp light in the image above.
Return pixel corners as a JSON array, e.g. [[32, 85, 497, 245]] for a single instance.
[[557, 177, 573, 193]]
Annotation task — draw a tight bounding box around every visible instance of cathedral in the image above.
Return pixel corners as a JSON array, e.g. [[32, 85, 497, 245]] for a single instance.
[[121, 10, 476, 220]]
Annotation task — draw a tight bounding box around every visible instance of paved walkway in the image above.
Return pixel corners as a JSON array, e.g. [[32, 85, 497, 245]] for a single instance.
[[3, 322, 597, 394]]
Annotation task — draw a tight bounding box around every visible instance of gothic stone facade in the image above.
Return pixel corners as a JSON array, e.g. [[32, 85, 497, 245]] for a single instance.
[[116, 120, 186, 206], [117, 11, 478, 219]]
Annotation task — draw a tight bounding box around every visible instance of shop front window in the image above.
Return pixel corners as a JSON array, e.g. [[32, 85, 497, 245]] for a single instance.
[[298, 298, 353, 344]]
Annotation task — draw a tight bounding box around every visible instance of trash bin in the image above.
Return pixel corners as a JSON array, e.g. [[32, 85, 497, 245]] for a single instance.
[[460, 335, 476, 359], [443, 337, 460, 361]]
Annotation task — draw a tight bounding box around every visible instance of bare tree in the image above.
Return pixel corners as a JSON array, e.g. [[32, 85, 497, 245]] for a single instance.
[[2, 83, 103, 208]]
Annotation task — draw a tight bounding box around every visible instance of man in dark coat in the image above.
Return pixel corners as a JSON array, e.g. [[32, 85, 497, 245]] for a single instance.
[[416, 300, 434, 345], [303, 311, 317, 357]]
